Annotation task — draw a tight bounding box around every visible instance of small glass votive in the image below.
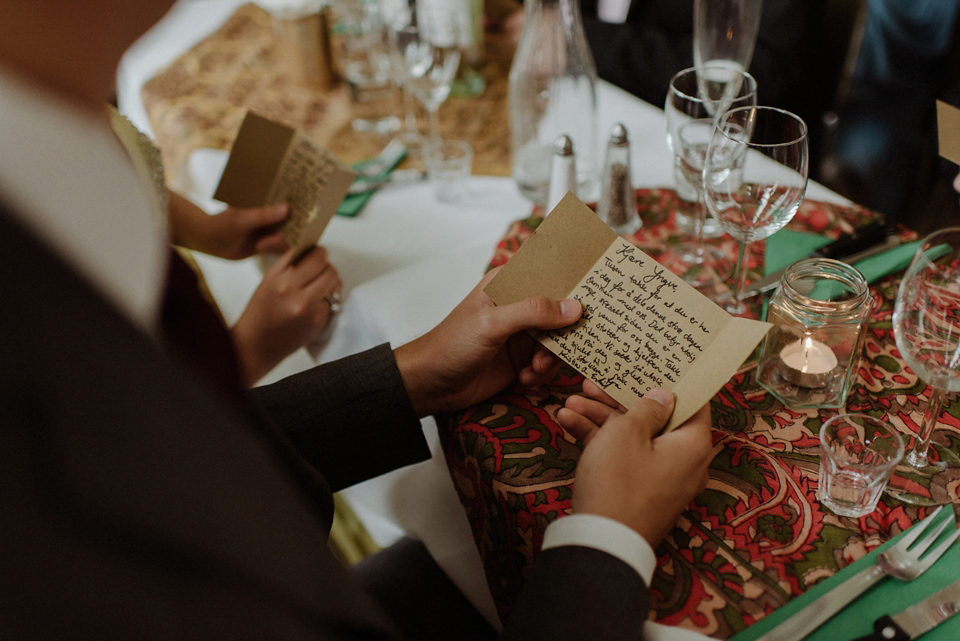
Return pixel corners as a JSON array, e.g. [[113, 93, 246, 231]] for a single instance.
[[424, 140, 473, 203], [756, 258, 872, 409], [818, 413, 904, 517]]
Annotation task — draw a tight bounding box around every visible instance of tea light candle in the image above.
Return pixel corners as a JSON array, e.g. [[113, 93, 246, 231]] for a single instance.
[[780, 337, 838, 388]]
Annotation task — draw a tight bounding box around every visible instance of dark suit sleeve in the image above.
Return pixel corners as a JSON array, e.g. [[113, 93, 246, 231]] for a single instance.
[[500, 546, 650, 640], [249, 344, 430, 492]]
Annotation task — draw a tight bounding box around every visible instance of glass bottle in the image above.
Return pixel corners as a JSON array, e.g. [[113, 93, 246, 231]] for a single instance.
[[508, 0, 598, 205], [596, 123, 640, 235]]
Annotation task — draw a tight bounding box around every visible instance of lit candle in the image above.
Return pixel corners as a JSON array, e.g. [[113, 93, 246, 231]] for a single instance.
[[779, 337, 838, 388]]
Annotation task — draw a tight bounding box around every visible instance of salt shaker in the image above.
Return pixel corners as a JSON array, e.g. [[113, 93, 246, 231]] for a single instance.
[[545, 134, 576, 214], [596, 123, 641, 235]]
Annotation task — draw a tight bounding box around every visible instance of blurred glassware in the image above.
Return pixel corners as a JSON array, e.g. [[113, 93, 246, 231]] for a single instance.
[[693, 0, 763, 90], [675, 0, 762, 237], [663, 65, 756, 289], [335, 0, 401, 134], [508, 0, 598, 205], [390, 0, 462, 145], [703, 106, 809, 316], [424, 139, 473, 203]]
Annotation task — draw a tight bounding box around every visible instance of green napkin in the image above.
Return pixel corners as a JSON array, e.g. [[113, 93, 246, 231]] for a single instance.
[[764, 229, 833, 276], [850, 240, 922, 284], [336, 150, 407, 218], [730, 508, 960, 641]]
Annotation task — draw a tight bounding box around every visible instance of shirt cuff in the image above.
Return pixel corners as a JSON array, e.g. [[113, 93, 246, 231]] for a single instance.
[[541, 514, 656, 586]]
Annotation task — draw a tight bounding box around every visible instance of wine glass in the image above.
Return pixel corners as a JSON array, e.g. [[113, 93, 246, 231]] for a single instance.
[[664, 65, 757, 289], [392, 1, 462, 146], [885, 229, 960, 505], [384, 6, 424, 153], [693, 0, 763, 83], [702, 106, 809, 316]]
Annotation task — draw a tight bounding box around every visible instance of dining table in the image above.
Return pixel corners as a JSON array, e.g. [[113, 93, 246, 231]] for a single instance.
[[117, 1, 960, 637]]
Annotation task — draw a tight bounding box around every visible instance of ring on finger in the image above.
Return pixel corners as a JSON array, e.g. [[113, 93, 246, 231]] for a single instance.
[[324, 291, 342, 314]]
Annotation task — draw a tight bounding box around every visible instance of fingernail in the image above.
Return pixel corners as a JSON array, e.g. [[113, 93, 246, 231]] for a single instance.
[[273, 203, 288, 216], [645, 387, 674, 407], [560, 299, 581, 319]]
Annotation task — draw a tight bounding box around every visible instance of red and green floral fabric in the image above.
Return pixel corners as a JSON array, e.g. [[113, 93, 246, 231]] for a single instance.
[[437, 189, 958, 639]]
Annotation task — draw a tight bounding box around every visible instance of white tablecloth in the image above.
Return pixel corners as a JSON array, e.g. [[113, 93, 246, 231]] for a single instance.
[[116, 1, 847, 631]]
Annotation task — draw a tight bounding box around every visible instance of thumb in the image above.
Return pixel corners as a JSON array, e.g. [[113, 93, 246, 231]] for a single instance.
[[487, 296, 582, 342], [624, 387, 675, 438]]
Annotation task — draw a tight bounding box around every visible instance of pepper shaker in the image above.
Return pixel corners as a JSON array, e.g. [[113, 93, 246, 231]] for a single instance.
[[596, 123, 641, 235]]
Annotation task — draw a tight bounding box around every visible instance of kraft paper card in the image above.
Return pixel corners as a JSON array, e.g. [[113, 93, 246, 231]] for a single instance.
[[485, 193, 771, 432], [937, 100, 960, 165], [213, 110, 355, 256]]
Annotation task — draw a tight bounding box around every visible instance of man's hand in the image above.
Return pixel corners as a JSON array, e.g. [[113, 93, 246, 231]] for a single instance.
[[231, 245, 341, 385], [570, 388, 713, 547], [394, 268, 582, 417]]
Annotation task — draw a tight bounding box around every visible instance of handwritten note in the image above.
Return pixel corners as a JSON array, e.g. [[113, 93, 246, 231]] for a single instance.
[[214, 110, 355, 256], [485, 193, 770, 432], [265, 135, 343, 249]]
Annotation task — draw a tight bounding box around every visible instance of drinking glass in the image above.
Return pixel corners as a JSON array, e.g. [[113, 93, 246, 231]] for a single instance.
[[702, 106, 809, 316], [391, 0, 462, 145], [885, 228, 960, 504], [818, 414, 904, 518], [693, 0, 763, 84], [384, 5, 424, 152], [664, 66, 757, 288], [336, 0, 400, 134]]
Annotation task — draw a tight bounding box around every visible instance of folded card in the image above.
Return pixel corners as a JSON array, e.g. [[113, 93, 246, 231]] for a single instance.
[[213, 110, 355, 256], [485, 193, 771, 432]]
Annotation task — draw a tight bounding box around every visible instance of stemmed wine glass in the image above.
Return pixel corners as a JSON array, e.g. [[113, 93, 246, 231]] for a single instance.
[[664, 65, 757, 288], [885, 229, 960, 505], [702, 106, 809, 316], [693, 0, 763, 82], [390, 0, 462, 146]]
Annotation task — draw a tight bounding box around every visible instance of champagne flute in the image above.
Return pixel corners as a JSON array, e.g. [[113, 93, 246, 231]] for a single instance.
[[393, 1, 462, 146], [885, 229, 960, 505], [702, 106, 809, 316], [693, 0, 763, 85], [664, 65, 757, 289]]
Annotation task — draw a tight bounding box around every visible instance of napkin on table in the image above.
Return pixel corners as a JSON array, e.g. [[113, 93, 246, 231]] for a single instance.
[[729, 508, 960, 641], [336, 150, 407, 218], [764, 229, 922, 285]]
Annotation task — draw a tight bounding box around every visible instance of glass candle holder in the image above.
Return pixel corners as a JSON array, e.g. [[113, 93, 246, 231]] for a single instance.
[[756, 258, 872, 409]]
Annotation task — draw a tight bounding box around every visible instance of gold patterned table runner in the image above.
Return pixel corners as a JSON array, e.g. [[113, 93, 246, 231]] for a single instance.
[[141, 3, 513, 190]]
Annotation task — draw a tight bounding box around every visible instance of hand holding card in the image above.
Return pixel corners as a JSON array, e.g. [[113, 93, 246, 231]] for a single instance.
[[213, 110, 356, 257], [485, 193, 771, 432]]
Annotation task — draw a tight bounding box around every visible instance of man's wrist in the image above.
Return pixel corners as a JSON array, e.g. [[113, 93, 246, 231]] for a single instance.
[[542, 514, 657, 585]]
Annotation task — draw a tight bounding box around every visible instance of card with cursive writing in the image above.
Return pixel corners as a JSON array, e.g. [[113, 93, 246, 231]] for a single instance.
[[485, 192, 771, 432], [213, 110, 355, 257]]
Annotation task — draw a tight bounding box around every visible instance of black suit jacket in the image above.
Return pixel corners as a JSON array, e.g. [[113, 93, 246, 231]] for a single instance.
[[0, 207, 651, 639], [582, 0, 816, 114]]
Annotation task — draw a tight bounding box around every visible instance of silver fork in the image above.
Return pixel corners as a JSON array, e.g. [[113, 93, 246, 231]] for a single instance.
[[756, 506, 956, 641]]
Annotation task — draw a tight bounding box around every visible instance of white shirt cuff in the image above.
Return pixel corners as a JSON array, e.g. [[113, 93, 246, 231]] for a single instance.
[[541, 514, 656, 585]]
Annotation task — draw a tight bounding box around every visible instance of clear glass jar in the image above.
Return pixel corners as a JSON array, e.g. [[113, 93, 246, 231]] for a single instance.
[[756, 258, 872, 409], [508, 0, 598, 204]]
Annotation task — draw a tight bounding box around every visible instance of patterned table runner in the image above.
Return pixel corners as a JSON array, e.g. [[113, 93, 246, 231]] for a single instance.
[[141, 3, 513, 191], [438, 190, 960, 638]]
